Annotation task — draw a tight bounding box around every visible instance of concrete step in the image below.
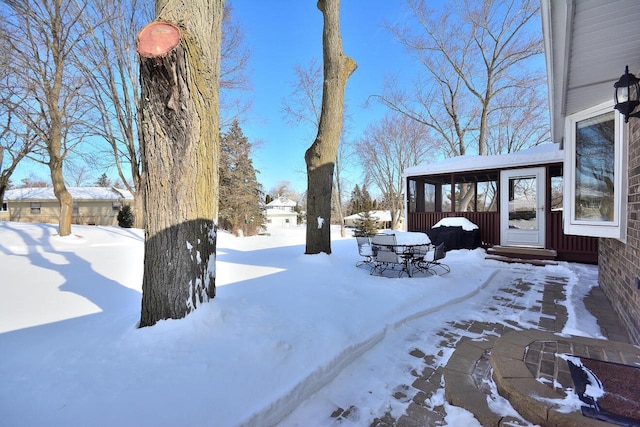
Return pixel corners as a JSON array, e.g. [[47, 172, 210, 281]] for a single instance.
[[486, 245, 557, 260], [485, 255, 558, 266]]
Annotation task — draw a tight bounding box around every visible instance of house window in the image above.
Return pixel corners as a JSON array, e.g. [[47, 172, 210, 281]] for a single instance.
[[73, 202, 79, 215], [30, 202, 41, 214], [112, 201, 121, 211], [551, 176, 563, 211], [564, 102, 627, 240], [1, 202, 7, 212]]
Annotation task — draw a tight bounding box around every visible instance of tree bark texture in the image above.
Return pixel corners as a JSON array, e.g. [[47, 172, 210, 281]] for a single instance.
[[138, 0, 224, 327], [48, 113, 73, 237], [305, 0, 356, 254]]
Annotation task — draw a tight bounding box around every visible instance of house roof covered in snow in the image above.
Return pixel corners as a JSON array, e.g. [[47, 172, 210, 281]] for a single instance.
[[4, 187, 134, 201], [266, 197, 297, 208], [265, 207, 298, 216], [344, 210, 392, 222], [404, 143, 563, 177]]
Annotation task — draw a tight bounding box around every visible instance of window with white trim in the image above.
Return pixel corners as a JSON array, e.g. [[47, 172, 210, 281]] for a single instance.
[[564, 102, 627, 240], [30, 202, 41, 214]]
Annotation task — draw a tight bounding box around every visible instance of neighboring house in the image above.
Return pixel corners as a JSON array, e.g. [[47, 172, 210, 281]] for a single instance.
[[541, 0, 640, 344], [344, 210, 404, 230], [404, 143, 598, 263], [1, 187, 134, 226], [264, 197, 298, 228]]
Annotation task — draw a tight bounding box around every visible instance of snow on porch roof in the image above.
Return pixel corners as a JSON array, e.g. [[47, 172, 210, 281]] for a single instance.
[[404, 143, 563, 178]]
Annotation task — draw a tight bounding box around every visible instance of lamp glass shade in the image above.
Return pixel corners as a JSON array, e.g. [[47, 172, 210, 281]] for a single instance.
[[614, 66, 640, 120]]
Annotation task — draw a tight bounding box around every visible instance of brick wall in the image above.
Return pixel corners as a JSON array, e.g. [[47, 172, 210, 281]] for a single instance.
[[599, 118, 640, 344]]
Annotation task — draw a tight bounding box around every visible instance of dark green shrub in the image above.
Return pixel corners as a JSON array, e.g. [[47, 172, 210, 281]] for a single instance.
[[117, 205, 135, 228]]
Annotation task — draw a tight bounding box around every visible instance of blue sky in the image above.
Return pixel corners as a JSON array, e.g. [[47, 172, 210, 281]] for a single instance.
[[231, 1, 418, 195], [10, 1, 415, 196]]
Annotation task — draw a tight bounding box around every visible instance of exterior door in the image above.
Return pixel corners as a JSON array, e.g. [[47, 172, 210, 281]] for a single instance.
[[500, 167, 545, 247]]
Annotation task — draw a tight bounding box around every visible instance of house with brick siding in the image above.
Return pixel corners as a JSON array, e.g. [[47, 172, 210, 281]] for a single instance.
[[541, 0, 640, 344]]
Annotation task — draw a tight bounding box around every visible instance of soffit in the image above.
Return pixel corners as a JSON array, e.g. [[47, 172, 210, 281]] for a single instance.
[[565, 0, 640, 115], [544, 0, 640, 142]]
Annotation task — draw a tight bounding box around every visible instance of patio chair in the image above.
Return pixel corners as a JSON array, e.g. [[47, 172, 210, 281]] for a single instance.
[[370, 234, 406, 277], [417, 242, 450, 276], [356, 236, 375, 267]]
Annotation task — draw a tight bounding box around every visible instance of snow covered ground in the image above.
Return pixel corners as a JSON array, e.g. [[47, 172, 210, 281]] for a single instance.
[[0, 222, 602, 426]]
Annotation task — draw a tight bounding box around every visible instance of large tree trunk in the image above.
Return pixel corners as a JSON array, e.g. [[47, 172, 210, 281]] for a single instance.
[[49, 116, 73, 237], [133, 190, 144, 229], [305, 0, 356, 254], [50, 155, 73, 236], [138, 0, 224, 328]]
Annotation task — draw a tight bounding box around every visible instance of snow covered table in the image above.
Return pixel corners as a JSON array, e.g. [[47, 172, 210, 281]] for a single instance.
[[372, 231, 432, 277], [379, 230, 431, 245]]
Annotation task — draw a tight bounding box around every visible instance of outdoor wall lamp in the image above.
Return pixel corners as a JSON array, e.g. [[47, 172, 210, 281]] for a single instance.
[[614, 65, 640, 122]]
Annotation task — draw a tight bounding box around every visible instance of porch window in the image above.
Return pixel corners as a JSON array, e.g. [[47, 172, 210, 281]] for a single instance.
[[564, 102, 627, 240], [408, 180, 416, 213], [456, 181, 499, 212], [442, 184, 453, 212], [424, 183, 435, 211], [477, 181, 498, 212], [30, 202, 41, 214], [455, 183, 475, 212]]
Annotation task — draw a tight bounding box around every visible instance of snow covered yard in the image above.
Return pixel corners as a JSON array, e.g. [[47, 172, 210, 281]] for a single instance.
[[0, 222, 601, 426]]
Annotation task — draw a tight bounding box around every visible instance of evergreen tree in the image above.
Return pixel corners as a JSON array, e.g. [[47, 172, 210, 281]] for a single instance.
[[95, 173, 111, 187], [219, 120, 265, 236], [348, 184, 362, 215], [353, 210, 379, 237], [117, 205, 135, 228], [348, 184, 375, 215]]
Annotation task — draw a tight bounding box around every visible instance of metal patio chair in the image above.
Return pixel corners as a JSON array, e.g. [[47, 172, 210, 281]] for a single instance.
[[416, 242, 450, 276], [356, 236, 375, 267]]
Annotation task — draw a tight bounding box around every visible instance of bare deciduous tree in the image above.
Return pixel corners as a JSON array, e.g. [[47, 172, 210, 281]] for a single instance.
[[378, 0, 546, 158], [282, 59, 352, 237], [2, 0, 95, 236], [137, 0, 224, 327], [77, 0, 152, 228], [0, 20, 33, 203], [282, 59, 323, 127], [305, 0, 356, 254], [219, 3, 252, 128], [77, 1, 248, 229], [356, 114, 433, 229]]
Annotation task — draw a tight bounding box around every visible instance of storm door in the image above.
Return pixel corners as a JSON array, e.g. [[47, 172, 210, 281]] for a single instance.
[[500, 167, 545, 247]]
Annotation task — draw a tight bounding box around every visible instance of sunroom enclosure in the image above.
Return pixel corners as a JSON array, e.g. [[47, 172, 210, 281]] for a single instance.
[[405, 158, 599, 264]]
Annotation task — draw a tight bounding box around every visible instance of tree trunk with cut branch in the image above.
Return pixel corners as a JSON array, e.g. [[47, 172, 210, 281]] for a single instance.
[[138, 0, 224, 327], [305, 0, 356, 254]]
